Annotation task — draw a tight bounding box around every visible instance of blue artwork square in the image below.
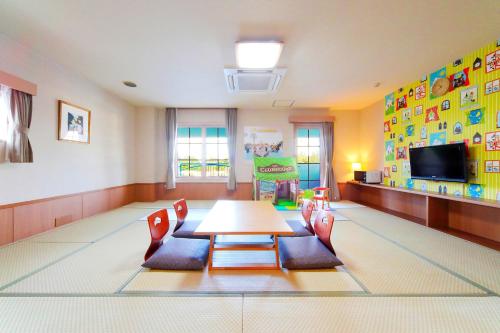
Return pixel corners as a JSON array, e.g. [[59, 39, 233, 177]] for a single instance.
[[430, 131, 446, 146], [406, 125, 415, 137]]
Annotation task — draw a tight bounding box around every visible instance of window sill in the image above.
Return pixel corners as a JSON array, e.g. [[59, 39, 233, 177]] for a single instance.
[[176, 177, 228, 184]]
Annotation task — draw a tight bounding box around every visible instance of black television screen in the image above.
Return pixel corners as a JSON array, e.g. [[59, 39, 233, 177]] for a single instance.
[[409, 143, 468, 183]]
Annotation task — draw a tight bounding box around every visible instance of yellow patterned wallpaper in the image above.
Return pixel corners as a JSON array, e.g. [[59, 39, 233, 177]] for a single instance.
[[383, 40, 500, 200]]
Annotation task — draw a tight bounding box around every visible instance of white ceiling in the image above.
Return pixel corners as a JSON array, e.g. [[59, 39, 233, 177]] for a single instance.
[[0, 0, 499, 110]]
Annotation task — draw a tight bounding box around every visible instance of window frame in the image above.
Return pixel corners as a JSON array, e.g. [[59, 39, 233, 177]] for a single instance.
[[175, 123, 229, 183], [294, 123, 324, 190]]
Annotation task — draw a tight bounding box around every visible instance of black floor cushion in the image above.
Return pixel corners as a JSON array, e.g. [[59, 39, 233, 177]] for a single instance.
[[142, 237, 210, 270], [278, 236, 343, 269], [280, 220, 313, 237], [172, 220, 210, 239]]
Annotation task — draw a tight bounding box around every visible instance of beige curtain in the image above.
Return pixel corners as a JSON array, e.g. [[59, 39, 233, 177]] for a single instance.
[[321, 122, 340, 201], [8, 89, 33, 163], [225, 108, 237, 190], [165, 108, 177, 189]]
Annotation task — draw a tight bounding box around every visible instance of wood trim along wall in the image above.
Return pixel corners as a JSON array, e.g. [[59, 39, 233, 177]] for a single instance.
[[0, 182, 252, 246], [0, 69, 37, 96], [135, 182, 254, 202], [2, 181, 497, 249], [0, 184, 136, 246], [2, 181, 353, 246]]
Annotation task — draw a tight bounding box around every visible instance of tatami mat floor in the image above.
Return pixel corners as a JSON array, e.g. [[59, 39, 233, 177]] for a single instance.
[[338, 207, 500, 294], [0, 200, 498, 332]]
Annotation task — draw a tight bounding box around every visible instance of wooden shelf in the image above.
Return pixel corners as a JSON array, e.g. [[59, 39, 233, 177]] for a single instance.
[[342, 181, 500, 250], [347, 181, 500, 209]]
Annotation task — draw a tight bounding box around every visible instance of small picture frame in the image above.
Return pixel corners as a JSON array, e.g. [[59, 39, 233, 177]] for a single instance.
[[58, 100, 91, 143], [460, 85, 479, 110]]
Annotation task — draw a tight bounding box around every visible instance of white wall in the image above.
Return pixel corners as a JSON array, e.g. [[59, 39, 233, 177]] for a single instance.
[[134, 107, 362, 184], [134, 106, 157, 183], [0, 33, 136, 204]]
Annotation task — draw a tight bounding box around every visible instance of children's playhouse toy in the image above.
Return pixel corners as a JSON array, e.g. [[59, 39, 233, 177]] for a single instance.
[[253, 157, 300, 206]]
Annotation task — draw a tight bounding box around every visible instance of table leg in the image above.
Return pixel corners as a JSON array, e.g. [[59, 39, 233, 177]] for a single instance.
[[208, 234, 215, 271], [273, 234, 280, 269]]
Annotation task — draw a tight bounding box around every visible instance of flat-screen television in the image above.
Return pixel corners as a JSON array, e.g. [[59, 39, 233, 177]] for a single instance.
[[409, 143, 468, 183]]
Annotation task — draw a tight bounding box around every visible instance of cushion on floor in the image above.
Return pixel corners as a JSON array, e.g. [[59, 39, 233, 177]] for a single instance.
[[142, 237, 210, 270], [171, 220, 210, 239], [281, 220, 314, 237], [278, 236, 343, 269]]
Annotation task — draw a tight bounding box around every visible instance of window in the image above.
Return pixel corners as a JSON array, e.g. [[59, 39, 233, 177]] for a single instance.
[[296, 127, 321, 190], [177, 126, 229, 179], [0, 85, 10, 141]]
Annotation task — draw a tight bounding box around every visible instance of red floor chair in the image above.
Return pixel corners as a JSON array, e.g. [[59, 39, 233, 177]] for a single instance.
[[278, 209, 342, 269], [301, 199, 315, 234], [312, 209, 336, 255], [143, 208, 210, 270], [282, 199, 315, 237], [144, 209, 169, 261], [171, 199, 210, 240]]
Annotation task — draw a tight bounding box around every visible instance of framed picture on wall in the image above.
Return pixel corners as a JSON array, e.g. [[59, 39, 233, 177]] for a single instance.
[[58, 100, 91, 143]]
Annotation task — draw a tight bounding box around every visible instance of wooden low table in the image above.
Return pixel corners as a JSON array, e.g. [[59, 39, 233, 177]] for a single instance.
[[194, 200, 293, 270]]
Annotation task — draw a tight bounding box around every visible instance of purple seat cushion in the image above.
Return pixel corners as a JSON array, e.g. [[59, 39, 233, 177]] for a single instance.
[[172, 220, 210, 239], [281, 220, 313, 237], [278, 236, 343, 269], [142, 237, 210, 270]]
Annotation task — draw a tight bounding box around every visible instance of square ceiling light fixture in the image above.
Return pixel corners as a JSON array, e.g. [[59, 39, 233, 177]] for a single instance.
[[236, 41, 283, 69]]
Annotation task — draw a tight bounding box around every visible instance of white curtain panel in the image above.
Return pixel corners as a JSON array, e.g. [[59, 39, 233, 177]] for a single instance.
[[225, 108, 237, 190]]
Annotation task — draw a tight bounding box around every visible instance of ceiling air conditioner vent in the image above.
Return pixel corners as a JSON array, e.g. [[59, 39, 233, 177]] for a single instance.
[[224, 68, 287, 93]]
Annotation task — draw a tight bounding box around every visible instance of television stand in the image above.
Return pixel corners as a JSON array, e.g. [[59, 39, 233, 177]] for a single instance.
[[342, 181, 500, 250]]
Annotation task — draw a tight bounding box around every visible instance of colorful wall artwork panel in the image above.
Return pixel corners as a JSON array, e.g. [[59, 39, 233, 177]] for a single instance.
[[243, 127, 283, 160], [383, 40, 500, 200]]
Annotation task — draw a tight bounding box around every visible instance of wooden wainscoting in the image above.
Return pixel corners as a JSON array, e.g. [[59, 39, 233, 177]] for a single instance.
[[2, 181, 347, 247], [0, 208, 14, 246], [0, 182, 251, 246], [0, 184, 136, 246], [135, 182, 254, 202]]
